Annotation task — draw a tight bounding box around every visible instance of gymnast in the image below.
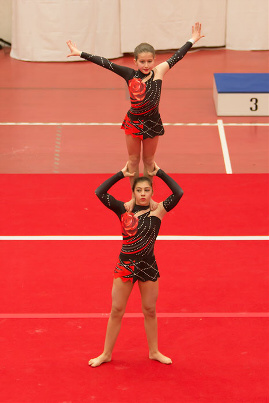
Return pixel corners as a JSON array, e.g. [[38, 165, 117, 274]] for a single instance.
[[88, 162, 183, 367], [66, 22, 203, 210]]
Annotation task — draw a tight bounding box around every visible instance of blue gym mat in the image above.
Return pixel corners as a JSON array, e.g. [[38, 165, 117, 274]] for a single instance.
[[214, 73, 269, 93]]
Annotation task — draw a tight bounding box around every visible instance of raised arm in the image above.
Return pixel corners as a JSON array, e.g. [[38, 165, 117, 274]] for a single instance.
[[66, 40, 134, 81], [95, 163, 135, 217], [154, 22, 204, 79], [148, 163, 183, 219]]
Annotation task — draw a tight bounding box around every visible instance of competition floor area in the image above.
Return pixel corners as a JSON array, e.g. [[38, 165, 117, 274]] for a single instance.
[[0, 47, 268, 402]]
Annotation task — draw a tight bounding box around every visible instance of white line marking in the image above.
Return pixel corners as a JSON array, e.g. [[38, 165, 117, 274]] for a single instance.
[[0, 312, 268, 319], [0, 236, 268, 241], [224, 123, 269, 126], [53, 125, 62, 173], [217, 119, 233, 174], [0, 122, 268, 126], [0, 122, 123, 126]]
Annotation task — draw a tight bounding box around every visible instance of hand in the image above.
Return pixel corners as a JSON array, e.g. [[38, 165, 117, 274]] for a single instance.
[[150, 199, 159, 211], [191, 22, 205, 44], [147, 162, 160, 177], [121, 162, 136, 177], [124, 197, 135, 212], [66, 40, 81, 57]]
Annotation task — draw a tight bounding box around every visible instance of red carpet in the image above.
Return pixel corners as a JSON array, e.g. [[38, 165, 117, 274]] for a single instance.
[[0, 173, 268, 402], [0, 47, 268, 403], [0, 174, 268, 235], [1, 317, 268, 403]]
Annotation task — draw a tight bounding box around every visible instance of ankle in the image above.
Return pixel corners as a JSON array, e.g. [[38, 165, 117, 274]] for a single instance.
[[149, 349, 159, 357], [102, 351, 112, 359]]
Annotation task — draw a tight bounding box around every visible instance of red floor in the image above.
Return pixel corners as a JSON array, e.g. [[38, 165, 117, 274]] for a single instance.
[[0, 47, 268, 403], [0, 173, 268, 402], [0, 48, 269, 175], [225, 125, 269, 173], [0, 174, 268, 236], [1, 124, 268, 173], [1, 318, 268, 403], [0, 239, 268, 313]]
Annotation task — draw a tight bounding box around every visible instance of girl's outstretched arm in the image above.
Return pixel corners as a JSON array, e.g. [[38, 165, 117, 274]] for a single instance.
[[154, 22, 204, 79], [66, 40, 133, 81]]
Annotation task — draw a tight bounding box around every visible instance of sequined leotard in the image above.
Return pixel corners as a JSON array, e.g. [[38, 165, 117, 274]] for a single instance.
[[81, 41, 193, 140], [95, 170, 183, 283]]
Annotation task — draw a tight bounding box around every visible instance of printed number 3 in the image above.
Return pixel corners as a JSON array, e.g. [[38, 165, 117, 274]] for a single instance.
[[250, 98, 258, 111]]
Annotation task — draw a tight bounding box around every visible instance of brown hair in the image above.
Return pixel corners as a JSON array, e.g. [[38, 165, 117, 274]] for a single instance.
[[134, 43, 155, 60], [132, 176, 153, 192]]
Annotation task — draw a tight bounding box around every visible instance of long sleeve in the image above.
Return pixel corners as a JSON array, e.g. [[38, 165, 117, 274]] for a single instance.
[[156, 169, 183, 212], [166, 41, 193, 69], [95, 171, 126, 217], [80, 52, 134, 82]]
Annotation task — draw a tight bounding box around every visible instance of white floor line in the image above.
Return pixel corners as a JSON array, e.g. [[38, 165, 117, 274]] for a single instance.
[[217, 119, 233, 174], [224, 123, 269, 126], [0, 312, 268, 319], [0, 235, 268, 241], [0, 122, 268, 126], [53, 125, 62, 173]]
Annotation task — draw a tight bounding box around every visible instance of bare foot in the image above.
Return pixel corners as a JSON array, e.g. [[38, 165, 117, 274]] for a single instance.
[[124, 198, 135, 212], [88, 353, 111, 368], [149, 351, 172, 364], [150, 199, 158, 211]]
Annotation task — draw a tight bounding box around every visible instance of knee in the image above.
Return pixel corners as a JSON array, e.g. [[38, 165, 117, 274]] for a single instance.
[[142, 304, 156, 319], [110, 304, 125, 320], [128, 154, 140, 167], [142, 155, 154, 167]]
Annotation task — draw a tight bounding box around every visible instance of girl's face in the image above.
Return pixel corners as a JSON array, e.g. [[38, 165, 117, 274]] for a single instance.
[[134, 181, 153, 206], [134, 52, 155, 74]]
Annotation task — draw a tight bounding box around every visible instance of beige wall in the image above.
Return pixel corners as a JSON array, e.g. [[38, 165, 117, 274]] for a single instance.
[[6, 0, 269, 61], [0, 0, 12, 42]]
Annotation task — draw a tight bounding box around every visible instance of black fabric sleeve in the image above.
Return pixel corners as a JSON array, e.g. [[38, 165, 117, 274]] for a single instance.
[[166, 41, 193, 69], [80, 52, 134, 82], [95, 171, 126, 217], [156, 169, 183, 212]]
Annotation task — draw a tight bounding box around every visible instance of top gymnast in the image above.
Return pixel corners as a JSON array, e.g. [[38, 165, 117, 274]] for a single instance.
[[66, 22, 204, 209]]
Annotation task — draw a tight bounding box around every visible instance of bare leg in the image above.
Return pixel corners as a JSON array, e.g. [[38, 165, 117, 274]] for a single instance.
[[89, 278, 134, 367], [125, 134, 141, 211], [142, 136, 159, 176], [138, 280, 172, 364], [142, 137, 159, 210]]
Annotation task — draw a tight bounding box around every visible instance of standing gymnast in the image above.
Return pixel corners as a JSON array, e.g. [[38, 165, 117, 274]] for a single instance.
[[88, 162, 183, 367], [66, 22, 203, 209]]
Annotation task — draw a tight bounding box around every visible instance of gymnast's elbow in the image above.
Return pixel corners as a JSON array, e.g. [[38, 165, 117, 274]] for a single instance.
[[95, 188, 102, 199], [178, 187, 184, 200]]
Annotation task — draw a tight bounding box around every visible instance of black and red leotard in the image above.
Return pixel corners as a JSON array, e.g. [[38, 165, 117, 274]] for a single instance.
[[95, 170, 183, 283], [81, 41, 193, 140]]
